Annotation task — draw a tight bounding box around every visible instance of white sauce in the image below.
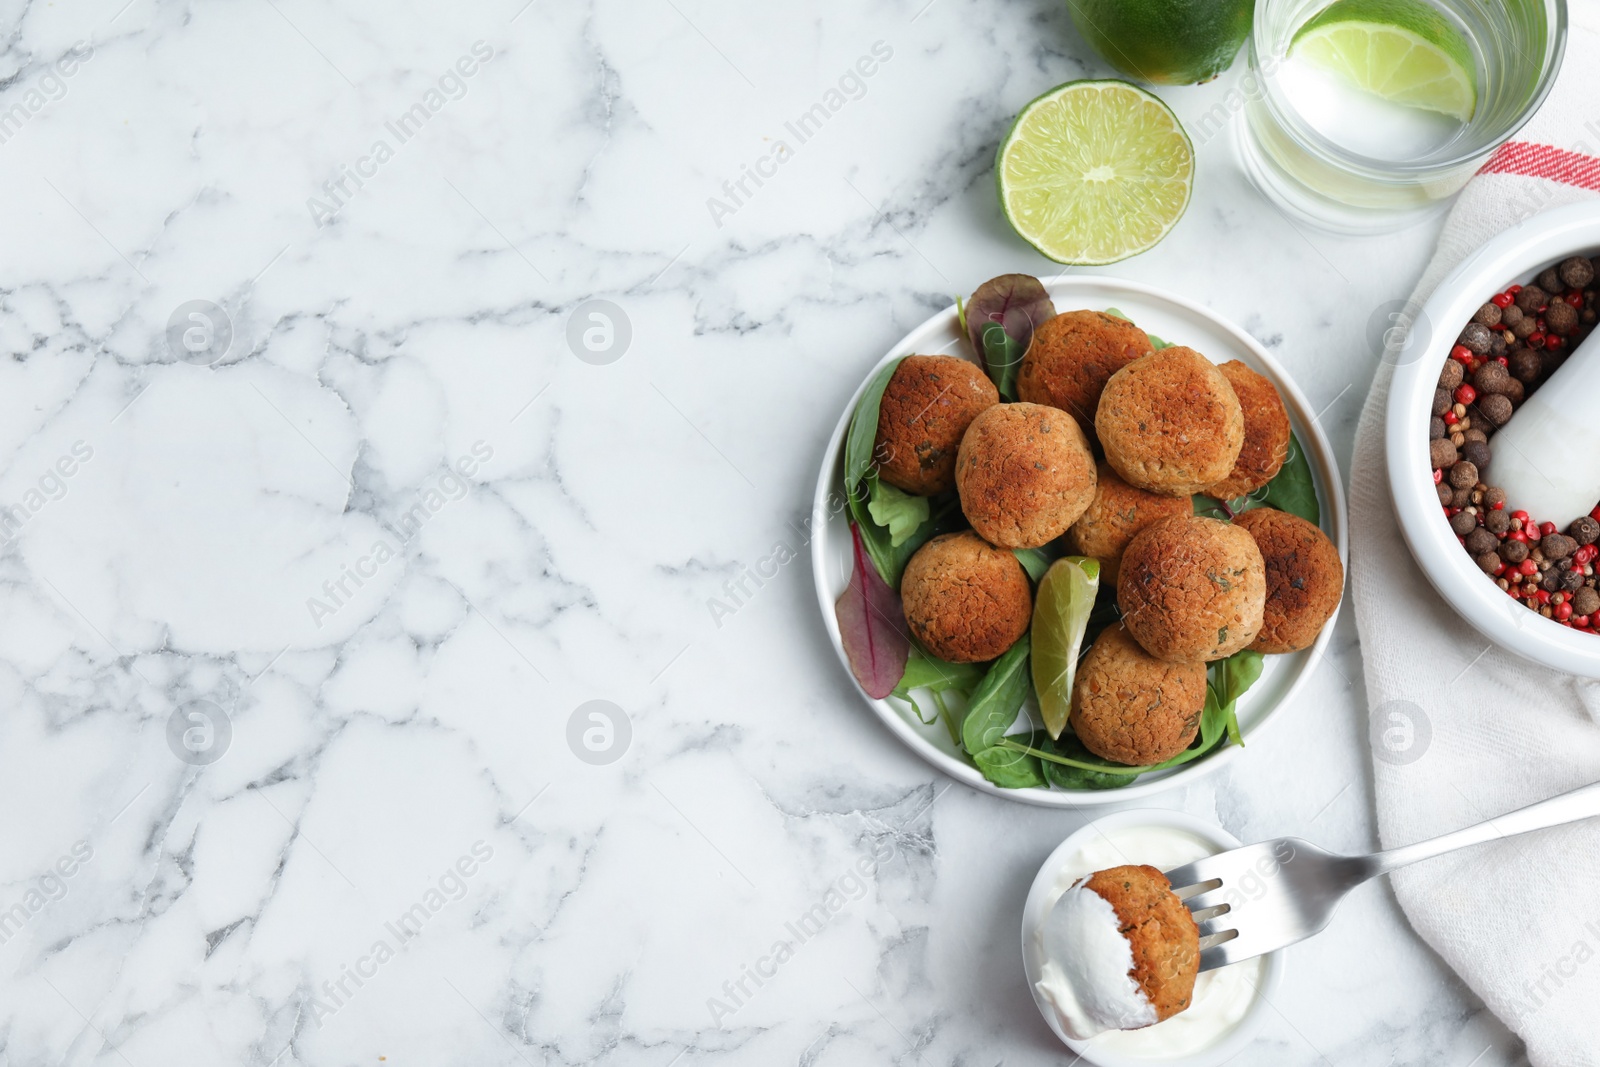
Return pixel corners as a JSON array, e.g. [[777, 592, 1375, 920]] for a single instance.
[[1488, 329, 1600, 528], [1029, 824, 1266, 1058], [1036, 884, 1158, 1038]]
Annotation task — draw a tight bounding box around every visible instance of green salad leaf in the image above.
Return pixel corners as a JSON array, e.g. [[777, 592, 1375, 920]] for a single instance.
[[961, 635, 1031, 756], [1012, 546, 1053, 582], [867, 481, 930, 547]]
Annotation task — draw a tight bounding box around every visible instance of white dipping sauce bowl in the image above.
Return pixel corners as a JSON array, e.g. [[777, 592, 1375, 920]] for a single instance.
[[1386, 201, 1600, 678], [1021, 810, 1285, 1067]]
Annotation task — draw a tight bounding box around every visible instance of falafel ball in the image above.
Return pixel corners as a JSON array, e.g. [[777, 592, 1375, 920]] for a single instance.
[[873, 354, 1000, 495], [1233, 508, 1344, 653], [1017, 310, 1153, 434], [1205, 360, 1291, 500], [955, 402, 1097, 549], [1118, 515, 1266, 663], [1080, 865, 1200, 1024], [900, 531, 1032, 663], [1066, 462, 1195, 585], [1096, 347, 1245, 496], [1070, 624, 1207, 765]]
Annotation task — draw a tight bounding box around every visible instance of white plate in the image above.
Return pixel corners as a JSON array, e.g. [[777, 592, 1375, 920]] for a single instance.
[[1020, 809, 1285, 1066], [1386, 201, 1600, 678], [810, 276, 1349, 807]]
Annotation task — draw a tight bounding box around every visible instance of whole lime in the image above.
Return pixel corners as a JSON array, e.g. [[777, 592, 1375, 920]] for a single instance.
[[1066, 0, 1255, 85]]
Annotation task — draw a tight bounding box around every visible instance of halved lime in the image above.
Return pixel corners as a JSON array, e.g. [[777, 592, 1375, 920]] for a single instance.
[[996, 80, 1194, 266], [1031, 557, 1100, 740], [1290, 0, 1477, 122]]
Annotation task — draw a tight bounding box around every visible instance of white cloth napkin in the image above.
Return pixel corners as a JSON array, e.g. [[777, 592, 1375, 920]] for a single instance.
[[1349, 15, 1600, 1065]]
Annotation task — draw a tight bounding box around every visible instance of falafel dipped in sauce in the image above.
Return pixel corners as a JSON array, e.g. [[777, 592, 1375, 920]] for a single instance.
[[1034, 865, 1198, 1039]]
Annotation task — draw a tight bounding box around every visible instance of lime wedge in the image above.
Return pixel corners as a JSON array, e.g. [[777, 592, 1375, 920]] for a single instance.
[[1031, 557, 1100, 740], [1290, 0, 1477, 122], [996, 80, 1193, 266]]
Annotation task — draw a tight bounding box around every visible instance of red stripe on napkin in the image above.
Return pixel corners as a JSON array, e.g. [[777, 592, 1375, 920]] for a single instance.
[[1478, 142, 1600, 191]]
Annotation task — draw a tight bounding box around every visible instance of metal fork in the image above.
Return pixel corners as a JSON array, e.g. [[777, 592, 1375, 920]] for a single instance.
[[1164, 779, 1600, 971]]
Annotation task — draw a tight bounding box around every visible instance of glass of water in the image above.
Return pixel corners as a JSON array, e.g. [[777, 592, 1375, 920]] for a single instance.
[[1233, 0, 1566, 232]]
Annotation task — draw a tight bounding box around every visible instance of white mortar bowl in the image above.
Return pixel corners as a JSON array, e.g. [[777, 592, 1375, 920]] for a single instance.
[[1387, 201, 1600, 678]]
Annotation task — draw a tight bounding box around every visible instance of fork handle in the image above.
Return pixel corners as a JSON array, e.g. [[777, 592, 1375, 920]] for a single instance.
[[1367, 779, 1600, 878]]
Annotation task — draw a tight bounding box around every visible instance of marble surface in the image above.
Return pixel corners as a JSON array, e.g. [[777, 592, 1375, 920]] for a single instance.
[[0, 0, 1533, 1064]]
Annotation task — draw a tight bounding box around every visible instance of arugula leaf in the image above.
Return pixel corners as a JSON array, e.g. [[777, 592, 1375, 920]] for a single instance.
[[960, 635, 1031, 755], [867, 480, 930, 548]]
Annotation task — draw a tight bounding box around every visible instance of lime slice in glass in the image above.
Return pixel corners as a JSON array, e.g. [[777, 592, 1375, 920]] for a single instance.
[[1290, 0, 1477, 122], [1031, 556, 1101, 740], [996, 80, 1193, 266]]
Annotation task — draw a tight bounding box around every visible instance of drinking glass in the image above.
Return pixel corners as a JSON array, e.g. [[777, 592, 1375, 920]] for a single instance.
[[1231, 0, 1567, 232]]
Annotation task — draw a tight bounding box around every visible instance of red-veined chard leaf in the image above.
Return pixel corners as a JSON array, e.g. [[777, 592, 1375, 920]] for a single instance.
[[835, 522, 911, 699], [966, 274, 1055, 400]]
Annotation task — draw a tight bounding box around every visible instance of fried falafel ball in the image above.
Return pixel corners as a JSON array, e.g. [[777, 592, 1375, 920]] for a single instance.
[[1096, 347, 1245, 496], [1118, 515, 1266, 663], [955, 402, 1097, 550], [1066, 462, 1195, 586], [1233, 508, 1344, 654], [1080, 865, 1201, 1023], [900, 532, 1032, 663], [873, 355, 1000, 495], [1205, 361, 1291, 501], [1017, 310, 1153, 434], [1070, 624, 1207, 765]]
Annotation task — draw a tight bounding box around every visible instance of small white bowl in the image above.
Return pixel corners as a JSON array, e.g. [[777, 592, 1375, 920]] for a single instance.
[[1386, 201, 1600, 678], [1020, 809, 1285, 1067]]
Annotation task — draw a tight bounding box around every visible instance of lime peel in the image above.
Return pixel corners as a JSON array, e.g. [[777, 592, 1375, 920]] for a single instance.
[[1031, 556, 1100, 741]]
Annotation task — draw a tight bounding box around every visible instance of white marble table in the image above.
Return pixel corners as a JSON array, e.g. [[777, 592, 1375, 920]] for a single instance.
[[0, 1, 1531, 1063]]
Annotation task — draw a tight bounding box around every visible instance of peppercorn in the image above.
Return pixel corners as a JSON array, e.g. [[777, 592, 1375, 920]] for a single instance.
[[1542, 571, 1562, 592], [1485, 507, 1511, 535], [1510, 314, 1536, 339], [1448, 460, 1478, 489], [1509, 347, 1542, 383], [1569, 515, 1600, 546], [1461, 440, 1491, 469], [1502, 304, 1525, 328], [1428, 416, 1445, 441], [1477, 393, 1514, 427], [1473, 551, 1499, 573], [1436, 481, 1454, 505], [1537, 267, 1563, 294], [1560, 256, 1595, 289], [1429, 438, 1458, 470], [1458, 322, 1493, 355], [1561, 569, 1585, 593], [1450, 510, 1478, 537], [1471, 302, 1502, 328], [1452, 486, 1473, 507], [1473, 361, 1511, 395], [1542, 533, 1578, 560], [1501, 539, 1530, 564], [1502, 377, 1525, 406], [1516, 285, 1549, 314], [1432, 387, 1450, 416], [1464, 428, 1489, 445], [1438, 360, 1464, 390], [1465, 527, 1498, 555], [1489, 332, 1507, 358], [1545, 300, 1578, 337], [1575, 587, 1600, 617]]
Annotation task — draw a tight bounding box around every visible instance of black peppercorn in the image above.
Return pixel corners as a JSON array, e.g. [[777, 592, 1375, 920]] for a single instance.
[[1436, 482, 1454, 505], [1560, 256, 1594, 289], [1438, 360, 1465, 390], [1465, 528, 1498, 555], [1575, 587, 1600, 616], [1458, 321, 1493, 355], [1569, 516, 1600, 546], [1501, 539, 1530, 564], [1450, 510, 1477, 536], [1462, 440, 1491, 469], [1448, 460, 1478, 489], [1475, 551, 1501, 574], [1430, 438, 1458, 470], [1472, 302, 1503, 328], [1485, 507, 1511, 535], [1432, 388, 1450, 416], [1545, 300, 1579, 336], [1510, 348, 1542, 383], [1516, 285, 1549, 314], [1477, 393, 1514, 427], [1537, 267, 1563, 294], [1473, 361, 1511, 395], [1430, 416, 1446, 440], [1542, 533, 1578, 560]]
